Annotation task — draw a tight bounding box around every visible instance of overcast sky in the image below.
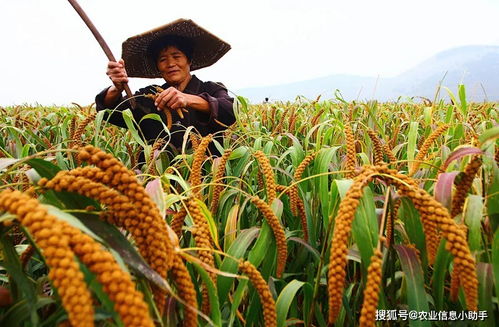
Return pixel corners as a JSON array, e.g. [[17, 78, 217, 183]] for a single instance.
[[2, 0, 499, 106]]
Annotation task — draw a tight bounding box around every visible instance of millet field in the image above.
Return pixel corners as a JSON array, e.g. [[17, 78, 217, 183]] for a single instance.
[[0, 87, 498, 326]]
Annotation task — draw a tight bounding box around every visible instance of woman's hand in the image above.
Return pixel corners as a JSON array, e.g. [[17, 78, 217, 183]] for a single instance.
[[106, 59, 129, 92], [154, 87, 189, 111]]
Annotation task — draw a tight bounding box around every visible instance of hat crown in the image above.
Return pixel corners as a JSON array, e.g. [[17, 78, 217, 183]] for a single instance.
[[122, 19, 231, 78]]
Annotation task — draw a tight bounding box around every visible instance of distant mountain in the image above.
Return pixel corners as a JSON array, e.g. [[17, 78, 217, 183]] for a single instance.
[[236, 45, 499, 103]]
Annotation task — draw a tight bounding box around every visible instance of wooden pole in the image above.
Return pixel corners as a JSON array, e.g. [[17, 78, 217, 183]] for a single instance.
[[67, 0, 136, 108]]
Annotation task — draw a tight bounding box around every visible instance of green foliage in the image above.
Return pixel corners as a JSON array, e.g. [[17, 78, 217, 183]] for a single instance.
[[0, 96, 498, 326]]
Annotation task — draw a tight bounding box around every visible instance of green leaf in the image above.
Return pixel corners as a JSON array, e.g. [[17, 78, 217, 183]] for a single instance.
[[477, 263, 495, 327], [217, 227, 260, 301], [0, 233, 39, 325], [275, 280, 311, 327], [431, 239, 452, 310], [0, 296, 54, 327], [394, 245, 431, 327], [121, 109, 145, 147], [314, 147, 340, 220], [487, 162, 499, 233], [223, 204, 240, 252], [492, 229, 499, 308], [463, 195, 483, 253], [458, 84, 468, 116], [229, 146, 249, 161], [27, 158, 96, 209], [479, 126, 499, 146], [26, 158, 61, 178], [78, 214, 170, 292], [399, 199, 427, 266], [351, 187, 378, 274], [192, 262, 221, 326]]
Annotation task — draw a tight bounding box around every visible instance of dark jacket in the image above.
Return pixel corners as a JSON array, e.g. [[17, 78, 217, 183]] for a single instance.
[[95, 75, 235, 159]]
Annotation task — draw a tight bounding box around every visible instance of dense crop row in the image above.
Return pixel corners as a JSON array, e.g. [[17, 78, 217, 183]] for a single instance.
[[0, 89, 498, 326]]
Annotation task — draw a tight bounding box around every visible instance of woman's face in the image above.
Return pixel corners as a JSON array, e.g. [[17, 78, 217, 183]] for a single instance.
[[156, 46, 191, 86]]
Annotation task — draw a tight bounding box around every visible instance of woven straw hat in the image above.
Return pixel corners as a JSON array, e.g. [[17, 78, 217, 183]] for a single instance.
[[122, 18, 231, 78]]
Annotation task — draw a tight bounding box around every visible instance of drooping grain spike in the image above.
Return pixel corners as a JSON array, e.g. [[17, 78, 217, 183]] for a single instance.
[[189, 135, 212, 199], [186, 197, 215, 314], [366, 129, 385, 165], [451, 156, 482, 218], [409, 124, 449, 176], [328, 166, 378, 323], [210, 149, 232, 213], [72, 113, 96, 149], [385, 199, 401, 248], [379, 167, 478, 311], [254, 151, 277, 204], [239, 260, 277, 326], [344, 125, 357, 179], [147, 139, 165, 176], [170, 254, 198, 327], [171, 207, 188, 238], [276, 184, 308, 242], [251, 196, 287, 278], [61, 221, 155, 327], [0, 190, 95, 327], [290, 152, 316, 216], [190, 133, 200, 151], [359, 249, 383, 327]]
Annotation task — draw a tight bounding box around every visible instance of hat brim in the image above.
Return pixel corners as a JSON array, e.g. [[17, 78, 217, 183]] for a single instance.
[[122, 18, 231, 78]]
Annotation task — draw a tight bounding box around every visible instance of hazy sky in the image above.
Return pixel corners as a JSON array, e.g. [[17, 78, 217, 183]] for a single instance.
[[2, 0, 499, 105]]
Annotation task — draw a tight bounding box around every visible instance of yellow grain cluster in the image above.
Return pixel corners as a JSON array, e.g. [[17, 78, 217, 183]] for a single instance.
[[61, 221, 154, 327], [55, 145, 174, 311], [250, 196, 287, 278], [189, 134, 212, 198], [171, 207, 188, 238], [451, 156, 482, 218], [210, 149, 232, 213], [186, 198, 215, 272], [366, 129, 385, 165], [359, 249, 383, 327], [254, 151, 277, 204], [328, 166, 378, 323], [328, 165, 478, 324], [289, 152, 316, 241], [68, 116, 77, 140], [0, 190, 94, 327], [125, 143, 137, 168], [71, 113, 96, 149], [449, 224, 468, 301], [385, 199, 401, 248], [382, 167, 478, 311], [190, 132, 200, 151], [409, 124, 449, 176], [239, 260, 277, 327], [290, 152, 316, 215], [276, 184, 308, 242], [186, 197, 215, 313], [389, 124, 400, 150], [147, 139, 165, 175], [344, 125, 357, 179], [288, 106, 298, 134], [170, 254, 198, 327]]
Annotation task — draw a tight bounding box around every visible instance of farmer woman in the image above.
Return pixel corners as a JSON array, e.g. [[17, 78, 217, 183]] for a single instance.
[[95, 19, 235, 161]]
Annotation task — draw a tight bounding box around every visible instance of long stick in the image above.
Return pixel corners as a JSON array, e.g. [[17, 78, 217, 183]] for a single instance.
[[67, 0, 136, 108]]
